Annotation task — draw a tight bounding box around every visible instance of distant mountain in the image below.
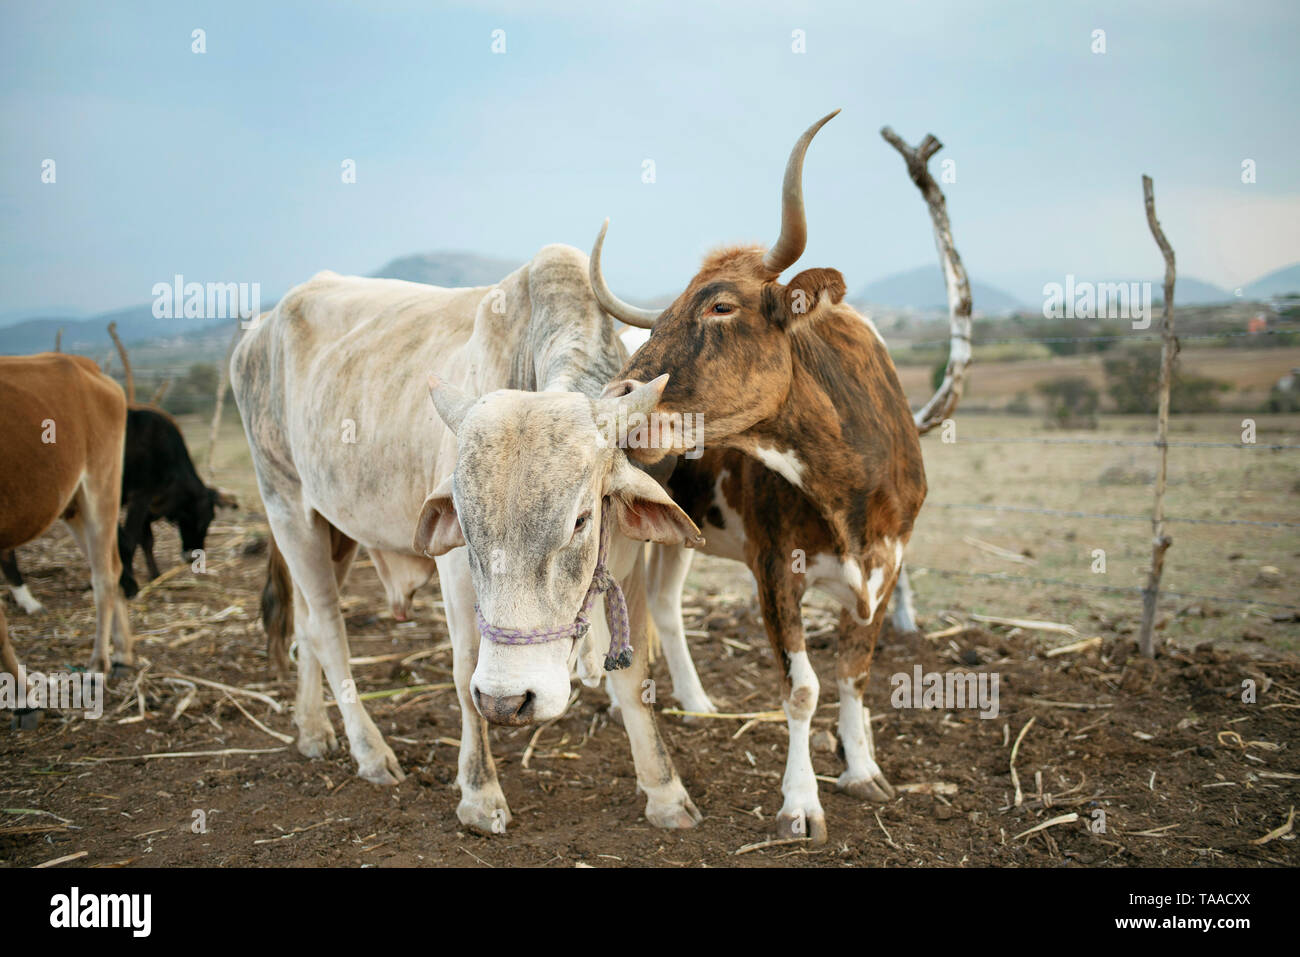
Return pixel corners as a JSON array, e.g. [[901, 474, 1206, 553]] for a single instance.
[[13, 253, 1284, 358], [0, 306, 91, 329], [0, 304, 238, 355], [0, 251, 527, 355], [1242, 263, 1300, 299], [1154, 277, 1232, 305], [371, 252, 522, 287], [1002, 273, 1237, 310], [854, 265, 1024, 315]]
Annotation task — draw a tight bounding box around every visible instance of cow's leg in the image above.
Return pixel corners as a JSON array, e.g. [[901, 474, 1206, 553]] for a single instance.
[[436, 547, 510, 834], [604, 671, 624, 723], [0, 606, 39, 728], [141, 520, 161, 580], [753, 554, 825, 843], [116, 493, 151, 599], [646, 543, 715, 715], [889, 563, 919, 635], [67, 479, 133, 675], [1, 549, 42, 615], [266, 506, 401, 785], [292, 581, 336, 758], [606, 554, 700, 829], [835, 608, 895, 802], [0, 605, 19, 679]]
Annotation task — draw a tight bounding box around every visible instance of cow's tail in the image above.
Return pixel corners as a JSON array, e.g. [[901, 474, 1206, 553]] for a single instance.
[[262, 531, 294, 678]]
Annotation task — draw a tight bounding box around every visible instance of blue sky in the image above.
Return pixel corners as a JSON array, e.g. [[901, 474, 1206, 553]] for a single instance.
[[1, 0, 1297, 314]]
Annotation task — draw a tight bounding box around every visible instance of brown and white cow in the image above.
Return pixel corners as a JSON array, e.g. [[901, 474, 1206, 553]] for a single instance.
[[0, 354, 135, 724], [590, 111, 927, 842], [235, 247, 703, 833]]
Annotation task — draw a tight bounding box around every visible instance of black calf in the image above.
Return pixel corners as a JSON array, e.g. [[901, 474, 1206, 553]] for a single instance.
[[117, 406, 234, 597]]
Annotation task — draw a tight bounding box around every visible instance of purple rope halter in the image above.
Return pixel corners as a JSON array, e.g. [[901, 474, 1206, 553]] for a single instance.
[[474, 499, 633, 671]]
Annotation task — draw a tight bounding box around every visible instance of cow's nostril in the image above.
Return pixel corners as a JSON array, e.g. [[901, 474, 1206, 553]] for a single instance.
[[514, 691, 535, 721], [600, 378, 638, 400]]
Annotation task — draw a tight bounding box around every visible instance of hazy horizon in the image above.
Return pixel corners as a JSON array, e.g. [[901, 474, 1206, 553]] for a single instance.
[[2, 0, 1297, 316]]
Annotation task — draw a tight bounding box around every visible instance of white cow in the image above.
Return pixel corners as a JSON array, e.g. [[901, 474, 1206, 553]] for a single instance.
[[231, 245, 703, 833]]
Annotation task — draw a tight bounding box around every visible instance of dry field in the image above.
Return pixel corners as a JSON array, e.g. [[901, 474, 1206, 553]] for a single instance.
[[904, 412, 1300, 655], [0, 411, 1296, 868], [896, 346, 1300, 410]]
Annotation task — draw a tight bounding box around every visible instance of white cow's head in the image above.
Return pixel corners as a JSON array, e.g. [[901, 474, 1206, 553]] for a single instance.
[[415, 376, 702, 727]]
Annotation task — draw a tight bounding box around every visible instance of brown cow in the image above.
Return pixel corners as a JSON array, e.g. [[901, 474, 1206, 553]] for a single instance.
[[590, 112, 927, 842], [0, 354, 135, 724]]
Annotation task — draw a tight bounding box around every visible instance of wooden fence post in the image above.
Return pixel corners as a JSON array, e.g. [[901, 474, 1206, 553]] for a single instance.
[[1138, 175, 1178, 658], [881, 127, 973, 435], [106, 321, 135, 403]]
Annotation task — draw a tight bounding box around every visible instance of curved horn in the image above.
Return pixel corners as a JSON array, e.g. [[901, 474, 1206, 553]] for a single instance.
[[426, 375, 476, 434], [589, 219, 660, 329], [761, 109, 840, 276]]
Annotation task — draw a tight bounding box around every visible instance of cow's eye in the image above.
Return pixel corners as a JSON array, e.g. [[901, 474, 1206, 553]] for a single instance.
[[710, 302, 735, 315], [574, 511, 592, 533]]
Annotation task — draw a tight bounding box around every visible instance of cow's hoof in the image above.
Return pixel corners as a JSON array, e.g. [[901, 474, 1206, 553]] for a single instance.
[[458, 793, 512, 835], [357, 745, 405, 786], [837, 769, 895, 802], [11, 708, 43, 730], [646, 795, 702, 830], [296, 724, 338, 759], [109, 662, 135, 681], [776, 805, 827, 844]]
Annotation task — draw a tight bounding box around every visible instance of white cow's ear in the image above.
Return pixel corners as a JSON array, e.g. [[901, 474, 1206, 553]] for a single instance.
[[607, 457, 703, 548], [413, 474, 466, 556]]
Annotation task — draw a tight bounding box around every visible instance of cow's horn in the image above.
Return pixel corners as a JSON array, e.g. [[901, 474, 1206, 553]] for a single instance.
[[590, 219, 660, 329], [761, 109, 840, 276], [427, 375, 476, 434]]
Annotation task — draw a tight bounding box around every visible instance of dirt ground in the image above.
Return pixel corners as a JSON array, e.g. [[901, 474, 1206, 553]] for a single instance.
[[2, 411, 1297, 868], [2, 509, 1296, 867]]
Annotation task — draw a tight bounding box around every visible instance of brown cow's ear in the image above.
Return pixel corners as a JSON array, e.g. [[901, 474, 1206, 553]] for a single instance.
[[607, 457, 704, 547], [763, 267, 847, 329], [413, 475, 465, 557]]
